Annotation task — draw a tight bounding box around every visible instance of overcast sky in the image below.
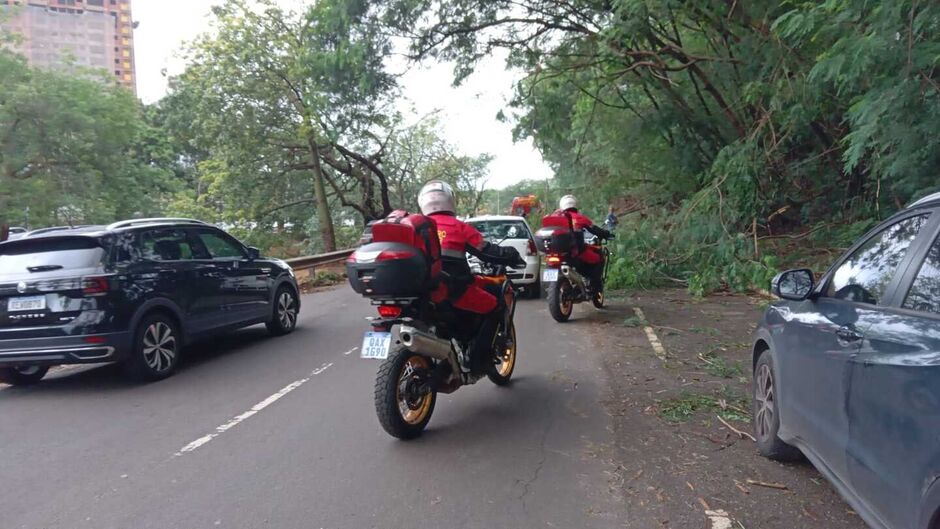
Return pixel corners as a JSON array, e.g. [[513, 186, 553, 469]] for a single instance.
[[133, 0, 554, 190]]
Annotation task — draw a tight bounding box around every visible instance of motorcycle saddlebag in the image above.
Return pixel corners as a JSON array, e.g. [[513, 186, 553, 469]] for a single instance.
[[346, 213, 442, 298], [347, 241, 428, 298]]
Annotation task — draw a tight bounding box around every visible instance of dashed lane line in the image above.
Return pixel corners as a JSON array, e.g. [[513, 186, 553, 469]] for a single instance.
[[632, 307, 667, 361], [705, 509, 733, 529], [173, 362, 333, 457]]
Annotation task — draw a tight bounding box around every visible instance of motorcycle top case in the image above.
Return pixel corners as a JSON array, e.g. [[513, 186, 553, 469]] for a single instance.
[[534, 213, 581, 254], [346, 213, 442, 299]]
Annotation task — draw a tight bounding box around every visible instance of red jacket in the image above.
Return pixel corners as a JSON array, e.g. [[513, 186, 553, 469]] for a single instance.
[[428, 212, 523, 292]]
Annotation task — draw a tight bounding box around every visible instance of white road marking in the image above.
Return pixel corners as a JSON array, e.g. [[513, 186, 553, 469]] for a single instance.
[[343, 347, 358, 356], [174, 362, 333, 456], [705, 509, 733, 529], [633, 307, 667, 361]]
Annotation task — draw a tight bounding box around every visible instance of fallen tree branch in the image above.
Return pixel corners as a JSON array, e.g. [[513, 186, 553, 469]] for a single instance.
[[745, 478, 788, 490], [757, 223, 830, 241], [717, 415, 756, 442]]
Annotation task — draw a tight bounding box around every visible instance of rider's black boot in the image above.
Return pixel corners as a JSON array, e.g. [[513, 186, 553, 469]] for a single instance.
[[470, 310, 502, 375]]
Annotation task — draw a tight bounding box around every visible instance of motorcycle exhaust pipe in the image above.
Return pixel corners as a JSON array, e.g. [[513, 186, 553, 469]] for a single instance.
[[561, 265, 587, 295], [399, 326, 453, 362]]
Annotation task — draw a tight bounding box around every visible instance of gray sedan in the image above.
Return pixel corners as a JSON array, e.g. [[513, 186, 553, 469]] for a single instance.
[[753, 192, 940, 529]]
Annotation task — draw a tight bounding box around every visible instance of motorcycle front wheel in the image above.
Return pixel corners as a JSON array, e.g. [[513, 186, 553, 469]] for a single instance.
[[374, 346, 436, 439], [547, 278, 573, 322]]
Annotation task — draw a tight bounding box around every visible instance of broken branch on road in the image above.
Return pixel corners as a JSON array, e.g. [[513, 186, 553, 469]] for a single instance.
[[745, 479, 790, 491], [717, 415, 756, 442]]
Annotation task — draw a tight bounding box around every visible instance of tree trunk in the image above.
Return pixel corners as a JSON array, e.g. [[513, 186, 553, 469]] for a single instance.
[[0, 223, 8, 242], [307, 141, 336, 252]]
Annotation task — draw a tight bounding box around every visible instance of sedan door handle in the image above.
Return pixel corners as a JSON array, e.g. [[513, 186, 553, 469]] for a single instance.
[[836, 327, 863, 342]]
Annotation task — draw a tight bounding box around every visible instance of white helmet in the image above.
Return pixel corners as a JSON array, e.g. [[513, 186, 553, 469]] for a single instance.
[[418, 180, 456, 215], [559, 195, 578, 211]]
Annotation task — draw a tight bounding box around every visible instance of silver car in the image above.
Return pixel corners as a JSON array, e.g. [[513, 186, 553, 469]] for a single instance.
[[466, 215, 542, 298]]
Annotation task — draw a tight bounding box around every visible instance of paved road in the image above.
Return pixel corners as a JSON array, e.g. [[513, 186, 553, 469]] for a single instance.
[[1, 288, 623, 529]]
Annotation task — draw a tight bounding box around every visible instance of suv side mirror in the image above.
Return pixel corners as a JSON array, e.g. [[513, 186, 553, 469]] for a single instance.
[[772, 269, 815, 301], [247, 247, 261, 260]]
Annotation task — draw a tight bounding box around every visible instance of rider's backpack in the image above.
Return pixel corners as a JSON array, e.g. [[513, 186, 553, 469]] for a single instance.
[[347, 212, 442, 299], [534, 211, 581, 255]]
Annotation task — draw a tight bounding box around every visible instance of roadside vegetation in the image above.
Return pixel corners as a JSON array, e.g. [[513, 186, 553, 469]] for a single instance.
[[2, 1, 938, 294], [436, 0, 939, 294]]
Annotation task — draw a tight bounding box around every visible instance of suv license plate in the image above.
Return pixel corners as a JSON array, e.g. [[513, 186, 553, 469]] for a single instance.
[[542, 269, 559, 282], [361, 332, 392, 359], [8, 296, 45, 312]]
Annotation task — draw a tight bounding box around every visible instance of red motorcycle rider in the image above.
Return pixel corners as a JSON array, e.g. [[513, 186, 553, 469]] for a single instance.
[[419, 181, 525, 372], [548, 195, 613, 294]]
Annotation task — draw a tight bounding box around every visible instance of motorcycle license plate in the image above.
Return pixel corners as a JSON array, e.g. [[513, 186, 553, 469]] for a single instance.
[[542, 269, 559, 282], [361, 332, 392, 360]]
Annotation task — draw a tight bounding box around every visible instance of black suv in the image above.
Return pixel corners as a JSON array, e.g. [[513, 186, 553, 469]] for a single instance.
[[0, 219, 300, 385]]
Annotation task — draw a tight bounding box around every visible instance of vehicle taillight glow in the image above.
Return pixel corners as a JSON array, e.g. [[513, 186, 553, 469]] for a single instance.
[[527, 238, 537, 256], [82, 276, 110, 296], [83, 336, 107, 344], [377, 249, 416, 261], [377, 305, 403, 318], [546, 255, 561, 267]]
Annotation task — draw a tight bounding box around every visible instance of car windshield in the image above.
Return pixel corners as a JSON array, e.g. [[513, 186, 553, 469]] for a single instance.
[[0, 237, 105, 275], [469, 220, 530, 242]]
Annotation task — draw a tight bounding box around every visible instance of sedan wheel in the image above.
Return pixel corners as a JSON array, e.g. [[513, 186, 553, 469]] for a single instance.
[[754, 363, 775, 440], [752, 350, 802, 461]]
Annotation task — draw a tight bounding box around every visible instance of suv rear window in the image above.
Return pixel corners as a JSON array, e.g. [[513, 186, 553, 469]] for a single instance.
[[0, 237, 105, 275], [468, 220, 530, 241]]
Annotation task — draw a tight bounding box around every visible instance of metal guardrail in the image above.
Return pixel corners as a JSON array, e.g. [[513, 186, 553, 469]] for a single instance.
[[285, 248, 354, 272]]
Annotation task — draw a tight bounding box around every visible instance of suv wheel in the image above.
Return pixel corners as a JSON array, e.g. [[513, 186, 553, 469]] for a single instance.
[[124, 314, 180, 382], [753, 350, 802, 461], [0, 365, 50, 386], [267, 286, 298, 336]]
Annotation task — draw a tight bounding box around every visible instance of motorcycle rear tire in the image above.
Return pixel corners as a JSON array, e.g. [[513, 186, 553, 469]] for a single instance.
[[374, 346, 436, 440], [548, 279, 573, 322], [487, 322, 517, 385], [592, 289, 604, 309]]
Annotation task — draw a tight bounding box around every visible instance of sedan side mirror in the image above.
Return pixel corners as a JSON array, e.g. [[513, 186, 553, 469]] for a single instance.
[[772, 268, 815, 301], [247, 247, 261, 260]]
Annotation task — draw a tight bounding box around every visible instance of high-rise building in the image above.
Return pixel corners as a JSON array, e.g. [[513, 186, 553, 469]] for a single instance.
[[0, 0, 136, 93]]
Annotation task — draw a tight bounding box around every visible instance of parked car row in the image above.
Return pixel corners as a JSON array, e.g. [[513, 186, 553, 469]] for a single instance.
[[0, 218, 300, 385], [754, 191, 940, 529]]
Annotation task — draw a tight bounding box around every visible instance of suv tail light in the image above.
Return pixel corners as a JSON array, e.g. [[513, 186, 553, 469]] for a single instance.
[[527, 238, 537, 256], [82, 276, 110, 296]]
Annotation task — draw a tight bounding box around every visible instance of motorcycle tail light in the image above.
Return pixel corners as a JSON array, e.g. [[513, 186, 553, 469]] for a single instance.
[[377, 305, 403, 318], [546, 255, 561, 267], [377, 249, 416, 261]]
